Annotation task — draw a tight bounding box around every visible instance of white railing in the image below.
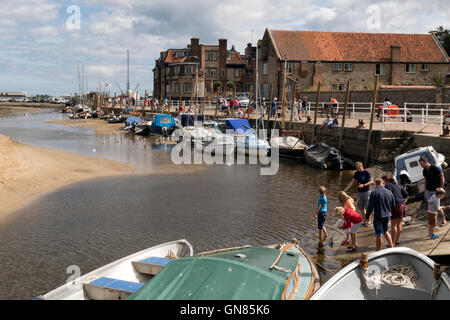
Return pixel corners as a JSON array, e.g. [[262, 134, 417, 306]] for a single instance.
[[380, 107, 444, 134]]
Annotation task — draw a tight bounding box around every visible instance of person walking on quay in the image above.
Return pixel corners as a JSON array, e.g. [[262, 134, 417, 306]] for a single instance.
[[301, 97, 308, 118], [344, 161, 374, 226], [364, 178, 395, 251], [338, 191, 356, 246], [312, 186, 329, 246], [419, 156, 448, 227], [270, 98, 278, 119], [335, 206, 363, 252], [427, 188, 447, 239], [382, 175, 408, 246]]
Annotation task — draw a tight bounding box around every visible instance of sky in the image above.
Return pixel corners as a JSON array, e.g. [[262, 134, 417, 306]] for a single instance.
[[0, 0, 449, 96]]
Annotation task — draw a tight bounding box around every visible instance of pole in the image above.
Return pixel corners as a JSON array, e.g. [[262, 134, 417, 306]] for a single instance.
[[312, 82, 321, 145], [290, 86, 297, 129], [195, 65, 199, 123], [127, 49, 130, 108], [215, 86, 221, 119], [282, 58, 287, 130], [232, 86, 236, 118], [338, 80, 351, 152], [364, 75, 379, 166], [247, 85, 253, 120], [168, 82, 173, 114]]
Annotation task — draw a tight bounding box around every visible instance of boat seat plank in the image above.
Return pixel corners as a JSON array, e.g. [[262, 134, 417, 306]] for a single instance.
[[83, 277, 145, 300], [138, 257, 173, 267]]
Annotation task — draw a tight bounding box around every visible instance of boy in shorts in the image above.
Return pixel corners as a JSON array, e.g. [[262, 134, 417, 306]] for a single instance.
[[428, 188, 446, 239], [312, 186, 329, 246]]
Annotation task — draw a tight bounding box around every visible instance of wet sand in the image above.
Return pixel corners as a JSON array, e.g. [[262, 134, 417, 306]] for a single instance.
[[0, 133, 134, 221], [47, 119, 124, 135], [0, 105, 44, 117]]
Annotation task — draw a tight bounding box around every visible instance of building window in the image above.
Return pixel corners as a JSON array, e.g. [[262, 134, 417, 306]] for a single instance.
[[166, 68, 170, 76], [287, 62, 293, 74], [185, 66, 193, 75], [210, 68, 217, 77], [234, 69, 239, 78], [227, 52, 230, 60], [332, 84, 345, 91], [333, 63, 342, 71], [406, 64, 416, 73], [376, 63, 386, 75], [175, 51, 184, 58], [221, 69, 225, 77], [165, 84, 170, 94], [174, 66, 180, 75], [184, 84, 192, 93], [263, 63, 268, 75], [421, 64, 429, 72], [262, 84, 269, 99], [175, 84, 180, 94], [344, 63, 353, 71], [210, 52, 217, 60]]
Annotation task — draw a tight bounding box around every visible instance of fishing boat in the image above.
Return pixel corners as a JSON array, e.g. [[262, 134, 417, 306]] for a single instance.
[[226, 119, 270, 155], [128, 240, 320, 300], [107, 115, 124, 123], [310, 248, 450, 300], [394, 146, 447, 198], [122, 116, 143, 132], [147, 114, 179, 136], [270, 136, 308, 159], [38, 240, 193, 300]]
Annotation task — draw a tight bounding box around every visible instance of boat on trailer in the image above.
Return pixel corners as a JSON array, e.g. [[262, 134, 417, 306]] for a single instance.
[[38, 240, 193, 300], [310, 248, 450, 300], [128, 240, 320, 300]]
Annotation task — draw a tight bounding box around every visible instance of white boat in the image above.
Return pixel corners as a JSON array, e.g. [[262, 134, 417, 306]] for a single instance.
[[225, 119, 270, 155], [394, 146, 447, 196], [310, 248, 450, 300], [39, 239, 193, 300], [270, 136, 308, 159]]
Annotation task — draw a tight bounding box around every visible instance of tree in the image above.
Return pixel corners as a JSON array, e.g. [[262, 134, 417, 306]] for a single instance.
[[430, 26, 450, 56]]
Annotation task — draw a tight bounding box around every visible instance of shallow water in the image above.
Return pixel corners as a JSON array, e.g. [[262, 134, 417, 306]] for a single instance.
[[0, 111, 355, 299]]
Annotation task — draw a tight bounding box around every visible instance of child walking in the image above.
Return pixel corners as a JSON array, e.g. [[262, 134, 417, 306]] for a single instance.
[[312, 186, 329, 246], [335, 207, 363, 252], [428, 188, 446, 239]]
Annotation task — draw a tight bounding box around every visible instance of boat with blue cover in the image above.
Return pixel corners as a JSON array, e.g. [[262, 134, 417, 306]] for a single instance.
[[225, 119, 270, 155], [39, 239, 319, 300]]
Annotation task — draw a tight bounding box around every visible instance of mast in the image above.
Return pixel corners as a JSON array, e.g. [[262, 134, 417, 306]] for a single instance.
[[127, 49, 130, 107], [81, 64, 85, 105]]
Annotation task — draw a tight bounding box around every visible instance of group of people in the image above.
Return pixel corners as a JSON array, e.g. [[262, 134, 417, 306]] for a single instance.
[[312, 159, 448, 253]]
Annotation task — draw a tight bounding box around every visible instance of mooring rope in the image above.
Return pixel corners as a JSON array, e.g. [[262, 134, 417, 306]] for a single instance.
[[380, 264, 418, 287]]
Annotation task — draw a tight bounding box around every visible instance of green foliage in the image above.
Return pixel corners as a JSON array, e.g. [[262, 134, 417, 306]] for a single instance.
[[430, 26, 450, 56], [213, 81, 222, 91], [226, 81, 235, 89], [431, 76, 445, 88]]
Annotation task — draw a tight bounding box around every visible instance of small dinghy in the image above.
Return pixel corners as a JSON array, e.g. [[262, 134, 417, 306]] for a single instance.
[[128, 240, 320, 300], [270, 136, 308, 159], [304, 143, 355, 170], [38, 240, 193, 300], [310, 248, 450, 300]]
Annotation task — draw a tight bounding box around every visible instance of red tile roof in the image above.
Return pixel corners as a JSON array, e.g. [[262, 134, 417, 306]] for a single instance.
[[227, 51, 244, 65], [164, 50, 186, 64], [268, 29, 449, 63]]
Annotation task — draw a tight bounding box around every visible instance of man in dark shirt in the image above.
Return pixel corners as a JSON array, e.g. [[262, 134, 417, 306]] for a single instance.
[[344, 161, 374, 226], [364, 178, 395, 251], [419, 156, 447, 227]]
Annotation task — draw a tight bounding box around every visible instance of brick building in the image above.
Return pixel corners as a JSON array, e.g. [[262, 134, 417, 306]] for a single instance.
[[258, 28, 450, 100], [153, 38, 256, 100]]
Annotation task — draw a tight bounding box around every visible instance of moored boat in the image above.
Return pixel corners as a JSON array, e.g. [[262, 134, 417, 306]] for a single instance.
[[270, 136, 308, 159], [310, 247, 450, 300], [128, 240, 319, 300], [38, 240, 193, 300]]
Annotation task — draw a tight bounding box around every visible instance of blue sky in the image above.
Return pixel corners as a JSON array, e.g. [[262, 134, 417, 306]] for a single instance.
[[0, 0, 449, 96]]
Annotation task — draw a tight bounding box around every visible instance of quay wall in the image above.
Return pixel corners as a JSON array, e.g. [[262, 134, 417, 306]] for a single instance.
[[413, 134, 450, 158]]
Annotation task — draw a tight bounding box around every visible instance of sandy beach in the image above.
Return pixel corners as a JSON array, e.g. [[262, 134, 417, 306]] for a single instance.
[[0, 133, 134, 221]]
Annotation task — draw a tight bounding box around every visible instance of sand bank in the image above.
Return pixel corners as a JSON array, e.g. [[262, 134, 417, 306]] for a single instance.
[[0, 134, 134, 221], [0, 105, 45, 117], [47, 119, 124, 135]]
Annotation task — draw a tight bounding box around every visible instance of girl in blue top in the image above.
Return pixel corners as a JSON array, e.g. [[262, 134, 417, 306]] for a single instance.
[[312, 186, 329, 246]]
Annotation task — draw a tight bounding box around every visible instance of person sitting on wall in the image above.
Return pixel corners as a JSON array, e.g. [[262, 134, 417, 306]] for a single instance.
[[327, 118, 339, 129], [321, 116, 332, 128]]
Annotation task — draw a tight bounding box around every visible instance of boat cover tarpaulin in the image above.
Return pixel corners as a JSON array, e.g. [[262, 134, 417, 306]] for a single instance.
[[181, 114, 204, 127], [127, 246, 300, 300], [304, 143, 355, 170], [153, 114, 175, 128], [226, 119, 253, 134], [125, 116, 142, 125]]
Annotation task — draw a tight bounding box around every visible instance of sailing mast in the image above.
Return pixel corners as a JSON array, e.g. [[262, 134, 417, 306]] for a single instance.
[[127, 49, 130, 107]]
